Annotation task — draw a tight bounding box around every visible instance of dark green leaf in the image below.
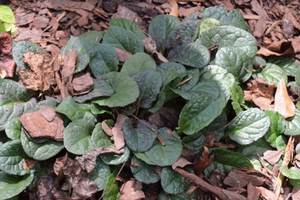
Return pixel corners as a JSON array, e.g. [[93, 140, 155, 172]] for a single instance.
[[219, 10, 250, 31], [91, 123, 113, 148], [89, 158, 111, 191], [133, 69, 163, 108], [89, 43, 119, 77], [5, 117, 21, 140], [103, 168, 120, 200], [237, 138, 272, 157], [199, 65, 235, 88], [149, 15, 180, 52], [0, 172, 34, 200], [121, 52, 156, 76], [296, 67, 300, 86], [198, 26, 257, 58], [109, 18, 146, 40], [0, 140, 31, 175], [100, 146, 130, 165], [131, 156, 160, 184], [202, 6, 228, 20], [202, 111, 227, 141], [0, 79, 36, 131], [215, 47, 253, 82], [103, 26, 143, 54], [168, 42, 210, 68], [133, 152, 156, 165], [268, 56, 300, 77], [285, 109, 300, 136], [176, 68, 199, 92], [227, 108, 270, 145], [182, 131, 205, 154], [145, 128, 182, 166], [73, 79, 114, 103], [254, 56, 267, 67], [61, 31, 104, 73], [93, 72, 139, 107], [252, 63, 287, 86]]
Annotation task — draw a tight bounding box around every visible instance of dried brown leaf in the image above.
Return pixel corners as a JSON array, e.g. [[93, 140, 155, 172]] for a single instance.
[[193, 146, 214, 176], [172, 157, 192, 169], [72, 72, 93, 95], [263, 149, 284, 165], [119, 179, 145, 200]]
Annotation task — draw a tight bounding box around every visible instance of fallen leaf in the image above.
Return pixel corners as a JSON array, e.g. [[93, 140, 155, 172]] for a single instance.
[[244, 78, 275, 110], [274, 77, 296, 118], [72, 72, 94, 95], [0, 32, 16, 78], [193, 146, 214, 176], [263, 150, 284, 165], [172, 157, 192, 169], [102, 121, 113, 136], [23, 159, 36, 170], [178, 6, 201, 17], [54, 153, 68, 175], [20, 107, 64, 141], [257, 187, 277, 200], [119, 179, 145, 200], [282, 16, 294, 39], [283, 13, 300, 32], [247, 183, 260, 200], [250, 0, 269, 20], [253, 17, 266, 38], [168, 0, 178, 17], [291, 36, 300, 53], [113, 47, 133, 62], [111, 114, 128, 150]]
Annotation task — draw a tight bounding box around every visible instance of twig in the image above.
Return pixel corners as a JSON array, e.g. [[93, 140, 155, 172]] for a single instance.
[[174, 168, 247, 200]]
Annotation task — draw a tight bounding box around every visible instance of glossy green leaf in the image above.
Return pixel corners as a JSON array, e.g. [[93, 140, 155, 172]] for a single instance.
[[73, 79, 114, 103], [215, 47, 253, 82], [89, 43, 119, 77], [63, 118, 95, 155], [5, 117, 21, 140], [199, 65, 235, 88], [254, 56, 267, 67], [199, 18, 221, 35], [168, 42, 210, 68], [103, 26, 143, 54], [121, 52, 156, 76], [0, 5, 15, 23], [12, 41, 47, 69], [296, 67, 300, 86], [149, 15, 180, 52], [202, 6, 228, 20], [252, 63, 287, 86], [131, 156, 160, 184], [20, 129, 63, 161], [91, 123, 113, 148], [227, 108, 271, 145], [133, 152, 156, 165], [0, 140, 31, 175], [161, 167, 192, 194], [285, 109, 300, 136], [133, 69, 163, 108], [89, 158, 111, 191], [0, 79, 36, 131], [204, 149, 253, 176], [264, 110, 285, 149], [268, 56, 300, 77], [100, 146, 130, 165], [230, 82, 245, 115], [198, 26, 257, 58], [202, 111, 227, 141], [61, 31, 104, 72], [182, 131, 205, 154], [165, 19, 200, 49], [176, 68, 200, 92], [281, 166, 300, 179], [123, 119, 157, 152], [145, 128, 182, 166], [237, 138, 272, 157], [93, 72, 139, 107], [219, 10, 250, 31], [0, 172, 34, 200], [103, 168, 121, 200], [56, 96, 94, 121], [109, 18, 146, 39]]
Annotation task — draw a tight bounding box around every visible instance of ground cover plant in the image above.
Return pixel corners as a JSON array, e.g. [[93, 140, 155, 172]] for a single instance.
[[0, 5, 300, 200]]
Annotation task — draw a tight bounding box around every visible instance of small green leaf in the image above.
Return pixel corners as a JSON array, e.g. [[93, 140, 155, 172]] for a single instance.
[[268, 56, 300, 77], [166, 19, 200, 49], [131, 156, 160, 184], [161, 167, 192, 194], [123, 119, 157, 152], [296, 67, 300, 86], [89, 43, 119, 77], [204, 149, 253, 176], [61, 31, 104, 73], [168, 42, 210, 68], [133, 69, 163, 109], [0, 172, 34, 200], [176, 68, 200, 92], [93, 72, 139, 107], [56, 96, 94, 121], [63, 118, 95, 155], [121, 52, 156, 76], [5, 117, 21, 140], [91, 123, 113, 148], [88, 158, 111, 191], [149, 15, 180, 52], [145, 128, 182, 166], [281, 166, 300, 179], [199, 18, 221, 35], [133, 152, 156, 165], [230, 82, 245, 115], [215, 47, 253, 82], [264, 110, 285, 149], [0, 140, 31, 175], [103, 168, 121, 200], [20, 129, 64, 161], [182, 131, 205, 154], [252, 63, 287, 86], [285, 109, 300, 136], [12, 41, 47, 69], [103, 26, 144, 54], [109, 18, 146, 40], [198, 26, 257, 58], [100, 146, 130, 165], [0, 6, 15, 23], [227, 108, 271, 145], [254, 56, 267, 67], [73, 79, 114, 103]]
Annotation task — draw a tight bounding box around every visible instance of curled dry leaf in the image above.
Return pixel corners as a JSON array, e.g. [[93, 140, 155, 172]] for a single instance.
[[0, 32, 16, 78], [274, 77, 296, 118], [119, 179, 145, 200], [17, 51, 55, 91], [172, 157, 192, 169], [102, 121, 113, 136], [257, 40, 294, 57], [143, 37, 168, 63], [72, 72, 94, 95], [20, 107, 64, 141], [54, 153, 68, 175], [111, 114, 128, 150], [193, 146, 214, 176], [244, 78, 275, 110]]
